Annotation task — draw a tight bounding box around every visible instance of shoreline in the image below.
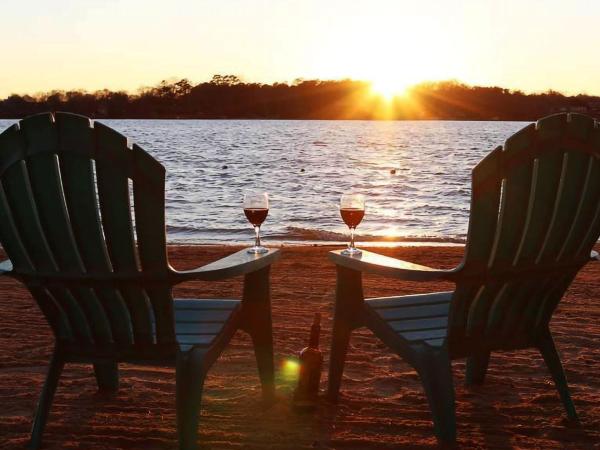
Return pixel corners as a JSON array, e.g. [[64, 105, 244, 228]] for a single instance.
[[1, 244, 598, 449], [0, 117, 535, 123], [165, 240, 466, 248]]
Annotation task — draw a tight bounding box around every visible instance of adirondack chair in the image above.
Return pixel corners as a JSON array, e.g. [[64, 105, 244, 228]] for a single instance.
[[0, 112, 280, 449], [327, 113, 600, 443]]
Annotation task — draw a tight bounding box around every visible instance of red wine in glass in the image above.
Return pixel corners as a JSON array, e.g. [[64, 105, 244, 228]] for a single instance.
[[244, 208, 269, 227], [243, 192, 269, 254], [340, 194, 365, 256], [340, 208, 364, 229]]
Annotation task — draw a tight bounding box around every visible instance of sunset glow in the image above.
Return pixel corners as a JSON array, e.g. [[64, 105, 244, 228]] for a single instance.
[[370, 77, 410, 100], [2, 0, 600, 98]]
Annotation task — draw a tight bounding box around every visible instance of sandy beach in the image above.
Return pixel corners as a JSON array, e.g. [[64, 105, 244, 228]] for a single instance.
[[0, 245, 599, 449]]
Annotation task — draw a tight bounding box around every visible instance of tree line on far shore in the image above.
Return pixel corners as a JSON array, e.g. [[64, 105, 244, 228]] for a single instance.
[[1, 75, 598, 120]]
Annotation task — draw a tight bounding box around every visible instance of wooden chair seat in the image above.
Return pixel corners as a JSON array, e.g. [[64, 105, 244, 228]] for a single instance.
[[172, 299, 241, 352], [366, 292, 452, 347]]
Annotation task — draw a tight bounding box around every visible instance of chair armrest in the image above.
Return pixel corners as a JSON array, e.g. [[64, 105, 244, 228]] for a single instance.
[[170, 248, 280, 282], [329, 249, 458, 281], [0, 259, 13, 275]]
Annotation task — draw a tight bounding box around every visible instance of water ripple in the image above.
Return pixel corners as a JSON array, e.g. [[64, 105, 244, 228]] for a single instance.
[[0, 119, 526, 244]]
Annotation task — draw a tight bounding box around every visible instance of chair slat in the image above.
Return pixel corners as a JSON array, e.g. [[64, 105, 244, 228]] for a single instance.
[[174, 299, 240, 310], [498, 281, 545, 340], [174, 308, 235, 323], [424, 338, 445, 347], [18, 113, 58, 155], [0, 124, 26, 174], [485, 280, 522, 335], [176, 335, 216, 346], [446, 283, 480, 344], [70, 287, 114, 344], [118, 286, 155, 344], [147, 286, 176, 344], [388, 317, 448, 332], [573, 125, 600, 258], [556, 155, 599, 260], [27, 153, 86, 272], [132, 144, 167, 272], [513, 278, 557, 337], [373, 303, 450, 321], [29, 286, 73, 341], [0, 184, 35, 271], [174, 322, 225, 335], [488, 126, 535, 268], [367, 292, 452, 309], [534, 153, 570, 263], [465, 282, 504, 339], [462, 147, 503, 270], [2, 162, 58, 272], [55, 113, 112, 273], [94, 122, 138, 272], [512, 160, 539, 265], [93, 287, 134, 345], [47, 287, 93, 344], [533, 273, 577, 333], [399, 328, 447, 342]]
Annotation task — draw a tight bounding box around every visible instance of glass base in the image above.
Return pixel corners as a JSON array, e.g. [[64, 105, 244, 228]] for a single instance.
[[341, 246, 362, 256], [247, 246, 269, 254]]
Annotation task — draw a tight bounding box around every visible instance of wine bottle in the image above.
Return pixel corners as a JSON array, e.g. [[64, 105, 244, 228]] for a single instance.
[[293, 313, 323, 408]]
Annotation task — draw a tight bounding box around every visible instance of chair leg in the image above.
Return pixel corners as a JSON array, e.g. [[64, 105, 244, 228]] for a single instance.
[[242, 266, 276, 402], [248, 322, 275, 402], [465, 351, 490, 386], [93, 362, 119, 392], [327, 265, 363, 402], [29, 352, 64, 450], [417, 351, 457, 444], [176, 349, 209, 450], [537, 332, 577, 420], [326, 319, 352, 402]]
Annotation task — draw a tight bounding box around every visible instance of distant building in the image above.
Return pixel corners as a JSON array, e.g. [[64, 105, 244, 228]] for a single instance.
[[551, 104, 597, 117], [556, 105, 588, 113], [588, 101, 600, 118]]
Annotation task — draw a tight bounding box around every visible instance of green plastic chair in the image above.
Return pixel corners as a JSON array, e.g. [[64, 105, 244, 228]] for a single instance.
[[327, 113, 600, 443], [0, 112, 280, 449]]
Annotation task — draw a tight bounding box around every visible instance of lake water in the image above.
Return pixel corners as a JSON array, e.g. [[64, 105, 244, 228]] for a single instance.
[[0, 119, 527, 245]]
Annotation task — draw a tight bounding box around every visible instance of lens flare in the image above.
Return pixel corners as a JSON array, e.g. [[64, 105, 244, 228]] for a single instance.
[[283, 359, 300, 374]]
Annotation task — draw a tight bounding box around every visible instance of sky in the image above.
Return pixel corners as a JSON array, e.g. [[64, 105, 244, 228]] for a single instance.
[[1, 0, 600, 98]]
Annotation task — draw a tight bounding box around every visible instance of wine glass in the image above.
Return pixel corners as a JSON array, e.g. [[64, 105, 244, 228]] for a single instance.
[[243, 191, 269, 254], [340, 193, 365, 256]]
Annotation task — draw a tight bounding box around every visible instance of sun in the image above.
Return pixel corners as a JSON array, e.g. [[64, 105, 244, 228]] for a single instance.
[[370, 76, 410, 100]]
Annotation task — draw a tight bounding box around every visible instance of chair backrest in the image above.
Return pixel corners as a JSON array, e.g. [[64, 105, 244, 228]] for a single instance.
[[448, 113, 600, 356], [0, 112, 176, 353]]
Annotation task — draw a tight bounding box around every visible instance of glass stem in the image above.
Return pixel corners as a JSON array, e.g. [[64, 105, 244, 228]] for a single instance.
[[254, 225, 261, 248], [349, 227, 355, 249]]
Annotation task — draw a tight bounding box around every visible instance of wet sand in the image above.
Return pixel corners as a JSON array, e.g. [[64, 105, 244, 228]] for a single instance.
[[0, 245, 599, 449]]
